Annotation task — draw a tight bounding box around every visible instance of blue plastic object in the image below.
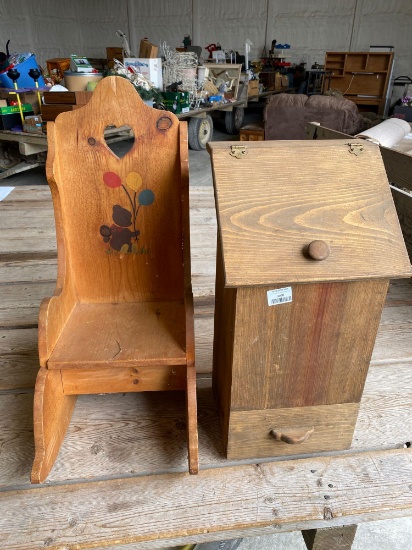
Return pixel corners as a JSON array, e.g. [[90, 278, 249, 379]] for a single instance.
[[0, 54, 45, 88]]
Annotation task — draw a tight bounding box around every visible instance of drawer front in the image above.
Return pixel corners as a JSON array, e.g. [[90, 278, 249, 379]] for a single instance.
[[227, 403, 359, 460]]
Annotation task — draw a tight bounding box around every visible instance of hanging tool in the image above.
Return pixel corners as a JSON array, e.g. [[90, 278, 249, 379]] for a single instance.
[[7, 68, 24, 124], [28, 68, 43, 109], [116, 30, 132, 58]]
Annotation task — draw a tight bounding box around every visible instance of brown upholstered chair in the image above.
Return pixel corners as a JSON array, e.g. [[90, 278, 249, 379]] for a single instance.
[[264, 93, 365, 140]]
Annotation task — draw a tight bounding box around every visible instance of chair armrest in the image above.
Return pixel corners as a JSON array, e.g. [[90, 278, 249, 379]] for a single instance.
[[38, 286, 77, 367]]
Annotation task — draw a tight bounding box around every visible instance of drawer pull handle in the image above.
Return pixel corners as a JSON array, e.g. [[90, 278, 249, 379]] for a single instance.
[[270, 427, 315, 445], [308, 240, 330, 261]]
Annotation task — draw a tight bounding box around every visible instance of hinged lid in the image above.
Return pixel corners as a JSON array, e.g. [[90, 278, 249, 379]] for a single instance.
[[208, 140, 411, 286]]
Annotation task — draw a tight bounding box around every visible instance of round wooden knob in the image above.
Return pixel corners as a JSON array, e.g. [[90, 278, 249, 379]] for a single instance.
[[308, 240, 330, 261]]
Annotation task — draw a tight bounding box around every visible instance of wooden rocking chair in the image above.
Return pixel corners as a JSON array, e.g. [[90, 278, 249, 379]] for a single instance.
[[31, 76, 199, 483]]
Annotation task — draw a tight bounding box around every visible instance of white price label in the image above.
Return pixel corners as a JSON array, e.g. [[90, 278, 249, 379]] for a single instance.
[[267, 287, 292, 306]]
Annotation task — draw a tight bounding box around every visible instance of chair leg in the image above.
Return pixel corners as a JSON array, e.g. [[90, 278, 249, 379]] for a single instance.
[[186, 366, 199, 474], [31, 368, 77, 483]]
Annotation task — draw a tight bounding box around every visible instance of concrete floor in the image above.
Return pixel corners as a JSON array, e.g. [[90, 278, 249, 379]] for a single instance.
[[1, 115, 412, 549]]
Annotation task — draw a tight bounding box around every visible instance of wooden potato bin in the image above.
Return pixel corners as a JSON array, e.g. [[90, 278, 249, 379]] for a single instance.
[[207, 140, 411, 461]]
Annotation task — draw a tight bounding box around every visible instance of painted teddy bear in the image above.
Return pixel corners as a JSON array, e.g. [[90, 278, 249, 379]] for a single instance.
[[100, 204, 140, 252]]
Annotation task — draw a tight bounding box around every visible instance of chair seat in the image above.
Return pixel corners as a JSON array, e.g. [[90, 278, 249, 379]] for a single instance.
[[48, 301, 187, 369]]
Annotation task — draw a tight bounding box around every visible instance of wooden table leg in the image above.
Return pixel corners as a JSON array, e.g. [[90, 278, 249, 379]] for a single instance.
[[302, 525, 358, 550]]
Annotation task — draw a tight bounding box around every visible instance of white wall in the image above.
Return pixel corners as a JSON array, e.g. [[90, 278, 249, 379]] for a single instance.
[[0, 0, 410, 84]]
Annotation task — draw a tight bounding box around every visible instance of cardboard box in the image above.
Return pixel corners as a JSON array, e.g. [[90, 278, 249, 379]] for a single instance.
[[161, 92, 190, 114], [0, 103, 33, 115], [248, 80, 259, 97], [124, 58, 163, 90], [0, 109, 34, 130], [23, 114, 43, 134], [139, 40, 158, 58], [19, 91, 41, 115], [70, 56, 94, 73]]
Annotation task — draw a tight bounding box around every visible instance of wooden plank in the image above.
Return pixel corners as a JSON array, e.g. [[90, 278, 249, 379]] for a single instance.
[[231, 281, 388, 410], [371, 319, 412, 365], [0, 131, 47, 146], [208, 140, 411, 285], [0, 280, 54, 327], [381, 147, 412, 193], [0, 328, 39, 390], [392, 190, 412, 262], [0, 387, 221, 487], [213, 237, 237, 451], [48, 302, 187, 369], [41, 103, 77, 121], [302, 525, 357, 550], [61, 365, 187, 394], [0, 186, 51, 201], [31, 368, 77, 483], [0, 257, 57, 284], [1, 355, 411, 488], [385, 279, 412, 306], [1, 449, 412, 549], [228, 403, 359, 460], [42, 91, 93, 105], [305, 123, 412, 193]]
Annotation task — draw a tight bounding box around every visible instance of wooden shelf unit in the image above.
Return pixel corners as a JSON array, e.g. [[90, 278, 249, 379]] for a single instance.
[[324, 51, 393, 115]]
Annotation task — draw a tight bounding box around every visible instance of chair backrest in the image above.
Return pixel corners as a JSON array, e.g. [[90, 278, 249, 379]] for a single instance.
[[47, 76, 186, 303]]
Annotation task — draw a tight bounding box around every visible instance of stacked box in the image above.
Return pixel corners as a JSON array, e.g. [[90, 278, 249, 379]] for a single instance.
[[0, 104, 34, 130], [161, 92, 190, 114], [124, 58, 163, 89]]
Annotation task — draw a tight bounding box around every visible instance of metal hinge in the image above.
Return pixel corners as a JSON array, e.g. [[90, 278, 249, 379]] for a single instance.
[[348, 143, 364, 156], [229, 145, 247, 159]]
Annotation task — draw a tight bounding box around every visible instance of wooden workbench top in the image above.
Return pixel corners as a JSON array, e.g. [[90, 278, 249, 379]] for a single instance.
[[0, 185, 411, 549]]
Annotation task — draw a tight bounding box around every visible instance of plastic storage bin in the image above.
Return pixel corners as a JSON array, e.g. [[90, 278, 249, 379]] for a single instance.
[[0, 54, 45, 88]]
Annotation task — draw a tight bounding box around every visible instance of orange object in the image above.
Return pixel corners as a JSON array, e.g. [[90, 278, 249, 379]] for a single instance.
[[31, 76, 199, 483], [46, 58, 71, 80]]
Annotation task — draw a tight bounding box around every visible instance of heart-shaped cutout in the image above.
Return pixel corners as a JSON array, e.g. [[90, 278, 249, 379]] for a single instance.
[[104, 125, 135, 158]]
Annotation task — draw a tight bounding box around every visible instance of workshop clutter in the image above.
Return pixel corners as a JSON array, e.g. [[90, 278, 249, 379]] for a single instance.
[[161, 91, 190, 114], [123, 58, 163, 90], [40, 91, 92, 121], [0, 101, 34, 130], [0, 33, 298, 139], [0, 52, 45, 88]]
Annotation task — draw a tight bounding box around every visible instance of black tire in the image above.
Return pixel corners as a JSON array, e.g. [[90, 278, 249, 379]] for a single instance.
[[224, 107, 245, 134], [188, 114, 214, 150]]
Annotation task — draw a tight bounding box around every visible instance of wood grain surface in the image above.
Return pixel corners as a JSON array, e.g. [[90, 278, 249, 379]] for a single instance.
[[393, 190, 412, 262], [61, 365, 187, 394], [1, 449, 412, 549], [302, 524, 357, 550], [31, 368, 77, 483], [30, 77, 200, 480], [48, 301, 187, 368], [48, 76, 184, 303], [227, 403, 359, 460], [208, 140, 411, 286], [0, 182, 412, 547], [230, 280, 388, 409]]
